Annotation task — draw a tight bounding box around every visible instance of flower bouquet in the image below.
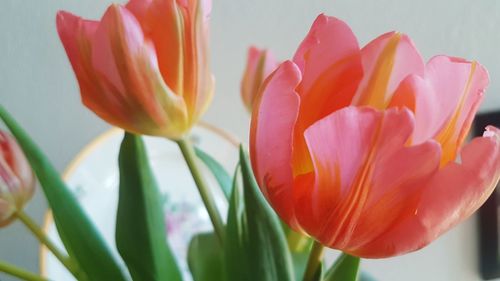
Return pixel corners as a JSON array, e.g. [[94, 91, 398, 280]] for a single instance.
[[0, 0, 499, 281]]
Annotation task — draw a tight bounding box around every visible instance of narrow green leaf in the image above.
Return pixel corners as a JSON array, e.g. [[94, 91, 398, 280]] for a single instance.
[[324, 253, 360, 281], [227, 146, 295, 281], [188, 232, 225, 281], [194, 146, 231, 200], [116, 133, 182, 281], [224, 164, 250, 280], [0, 106, 126, 281]]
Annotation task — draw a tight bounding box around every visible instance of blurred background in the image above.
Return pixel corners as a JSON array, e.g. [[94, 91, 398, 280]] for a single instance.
[[1, 0, 499, 280]]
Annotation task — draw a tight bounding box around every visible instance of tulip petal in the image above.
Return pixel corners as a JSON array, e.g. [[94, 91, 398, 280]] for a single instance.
[[300, 107, 441, 249], [345, 139, 441, 251], [389, 56, 489, 163], [353, 32, 425, 109], [387, 77, 416, 112], [297, 107, 380, 238], [428, 57, 489, 164], [91, 5, 188, 138], [128, 0, 214, 127], [290, 15, 363, 176], [176, 0, 214, 124], [0, 132, 34, 192], [126, 0, 184, 95], [0, 161, 17, 208], [420, 127, 500, 238], [56, 12, 105, 112], [250, 61, 301, 229], [352, 127, 500, 258], [0, 198, 14, 227], [389, 74, 439, 145], [57, 11, 140, 127], [293, 14, 360, 97]]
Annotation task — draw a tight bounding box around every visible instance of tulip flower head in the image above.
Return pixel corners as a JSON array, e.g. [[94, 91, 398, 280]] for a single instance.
[[0, 131, 35, 227], [241, 47, 280, 112], [56, 0, 214, 139], [250, 14, 500, 258]]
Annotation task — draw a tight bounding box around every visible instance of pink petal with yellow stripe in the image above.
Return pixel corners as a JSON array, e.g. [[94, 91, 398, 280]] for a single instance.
[[353, 32, 424, 109], [300, 107, 440, 250]]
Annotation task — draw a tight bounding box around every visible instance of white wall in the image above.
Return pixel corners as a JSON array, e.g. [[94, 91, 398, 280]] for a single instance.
[[1, 0, 499, 280]]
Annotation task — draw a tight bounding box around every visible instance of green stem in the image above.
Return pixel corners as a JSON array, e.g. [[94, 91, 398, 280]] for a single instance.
[[303, 240, 325, 281], [176, 137, 225, 245], [15, 210, 80, 277], [0, 260, 48, 281]]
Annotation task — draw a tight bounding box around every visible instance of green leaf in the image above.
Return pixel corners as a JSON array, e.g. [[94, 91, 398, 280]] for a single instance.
[[116, 133, 182, 281], [0, 106, 126, 281], [324, 253, 360, 281], [224, 164, 249, 280], [188, 232, 225, 281], [224, 146, 295, 281], [241, 148, 295, 281], [194, 146, 231, 200]]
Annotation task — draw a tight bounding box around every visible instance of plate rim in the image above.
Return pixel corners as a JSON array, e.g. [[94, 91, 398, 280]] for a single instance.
[[39, 121, 239, 277]]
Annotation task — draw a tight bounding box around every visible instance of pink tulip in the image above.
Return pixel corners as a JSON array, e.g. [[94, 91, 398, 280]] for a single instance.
[[56, 0, 214, 139], [250, 14, 500, 258], [0, 131, 35, 227], [241, 47, 280, 112]]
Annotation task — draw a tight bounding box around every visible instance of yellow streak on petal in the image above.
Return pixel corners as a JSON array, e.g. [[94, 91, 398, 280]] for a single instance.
[[435, 62, 477, 166], [173, 1, 186, 97], [321, 115, 383, 247], [357, 33, 402, 109]]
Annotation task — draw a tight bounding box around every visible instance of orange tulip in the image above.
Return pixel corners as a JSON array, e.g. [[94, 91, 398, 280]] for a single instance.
[[241, 46, 280, 112], [56, 0, 214, 139], [0, 131, 35, 227], [250, 14, 500, 258]]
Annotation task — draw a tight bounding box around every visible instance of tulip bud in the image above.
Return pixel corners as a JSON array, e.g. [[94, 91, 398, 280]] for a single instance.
[[0, 131, 35, 227], [241, 47, 280, 112]]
